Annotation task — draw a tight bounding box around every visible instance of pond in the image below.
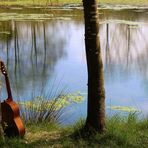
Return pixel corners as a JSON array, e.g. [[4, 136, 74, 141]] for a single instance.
[[0, 7, 148, 124]]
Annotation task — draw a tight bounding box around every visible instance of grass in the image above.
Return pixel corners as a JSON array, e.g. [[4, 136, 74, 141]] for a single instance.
[[0, 114, 148, 147], [0, 0, 81, 6], [0, 0, 148, 7], [101, 0, 148, 6], [18, 92, 83, 124]]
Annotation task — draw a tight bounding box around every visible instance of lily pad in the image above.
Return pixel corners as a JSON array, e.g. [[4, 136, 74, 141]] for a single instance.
[[101, 19, 147, 25], [18, 92, 84, 111], [0, 31, 11, 34], [0, 13, 55, 21], [107, 105, 139, 112]]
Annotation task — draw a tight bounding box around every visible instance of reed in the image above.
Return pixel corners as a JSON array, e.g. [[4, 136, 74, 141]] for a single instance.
[[18, 91, 83, 124]]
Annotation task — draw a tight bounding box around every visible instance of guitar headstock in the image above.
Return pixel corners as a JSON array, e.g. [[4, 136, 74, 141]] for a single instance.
[[0, 61, 8, 76]]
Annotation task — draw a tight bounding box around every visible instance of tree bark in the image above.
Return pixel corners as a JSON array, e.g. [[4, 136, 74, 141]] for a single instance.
[[0, 91, 4, 140], [83, 0, 105, 133]]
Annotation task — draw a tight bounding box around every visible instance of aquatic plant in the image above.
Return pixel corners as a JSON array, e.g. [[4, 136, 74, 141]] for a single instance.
[[107, 105, 139, 112], [18, 92, 84, 124]]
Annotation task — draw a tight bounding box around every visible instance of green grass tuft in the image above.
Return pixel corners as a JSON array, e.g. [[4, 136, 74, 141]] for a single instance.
[[1, 0, 148, 7], [0, 115, 148, 147]]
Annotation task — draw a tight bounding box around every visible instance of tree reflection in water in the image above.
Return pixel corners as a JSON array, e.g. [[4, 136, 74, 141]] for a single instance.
[[0, 9, 148, 121], [0, 20, 70, 99]]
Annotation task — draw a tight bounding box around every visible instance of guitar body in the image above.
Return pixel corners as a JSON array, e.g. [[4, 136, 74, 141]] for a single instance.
[[1, 99, 25, 137], [0, 61, 25, 137]]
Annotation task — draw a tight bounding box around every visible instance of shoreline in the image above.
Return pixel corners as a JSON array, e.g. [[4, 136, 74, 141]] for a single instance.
[[0, 3, 148, 11]]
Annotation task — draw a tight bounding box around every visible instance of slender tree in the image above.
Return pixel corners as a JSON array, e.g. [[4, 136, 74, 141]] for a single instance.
[[0, 80, 4, 140], [83, 0, 105, 133], [0, 101, 4, 140]]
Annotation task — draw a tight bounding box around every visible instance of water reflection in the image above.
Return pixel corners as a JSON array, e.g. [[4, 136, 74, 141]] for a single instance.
[[0, 19, 72, 99], [101, 22, 148, 81], [100, 21, 148, 117], [0, 9, 148, 124]]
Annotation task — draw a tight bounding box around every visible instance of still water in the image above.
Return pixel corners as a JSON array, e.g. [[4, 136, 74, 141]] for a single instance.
[[0, 8, 148, 124]]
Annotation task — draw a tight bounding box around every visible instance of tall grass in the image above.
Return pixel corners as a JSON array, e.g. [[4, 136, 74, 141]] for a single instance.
[[19, 96, 63, 124], [0, 114, 147, 147], [0, 0, 148, 6], [68, 114, 148, 147], [18, 90, 83, 124], [0, 0, 81, 6]]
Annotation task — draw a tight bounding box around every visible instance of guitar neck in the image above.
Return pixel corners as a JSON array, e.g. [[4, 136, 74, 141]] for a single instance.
[[0, 61, 13, 100], [5, 74, 13, 100]]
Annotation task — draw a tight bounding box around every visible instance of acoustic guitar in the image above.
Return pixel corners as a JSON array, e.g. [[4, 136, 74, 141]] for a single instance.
[[0, 61, 25, 137]]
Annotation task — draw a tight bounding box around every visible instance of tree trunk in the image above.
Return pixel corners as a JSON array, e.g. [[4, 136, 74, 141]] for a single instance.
[[0, 90, 4, 140], [83, 0, 105, 133]]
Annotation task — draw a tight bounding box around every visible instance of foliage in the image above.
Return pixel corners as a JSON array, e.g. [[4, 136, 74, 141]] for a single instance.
[[0, 0, 148, 6], [0, 115, 147, 147], [107, 105, 139, 112], [0, 13, 54, 21], [18, 92, 83, 124], [19, 93, 83, 111], [0, 0, 81, 6], [100, 0, 148, 5]]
